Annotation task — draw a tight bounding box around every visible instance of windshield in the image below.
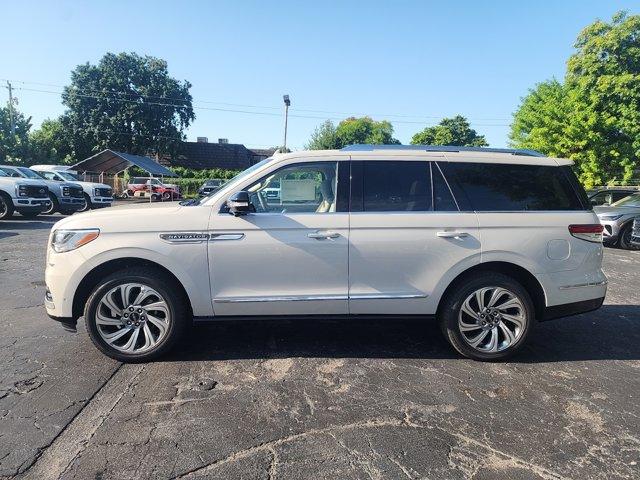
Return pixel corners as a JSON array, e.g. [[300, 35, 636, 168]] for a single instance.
[[57, 171, 79, 181], [189, 158, 272, 206], [17, 167, 44, 180], [0, 169, 7, 177], [611, 193, 640, 207]]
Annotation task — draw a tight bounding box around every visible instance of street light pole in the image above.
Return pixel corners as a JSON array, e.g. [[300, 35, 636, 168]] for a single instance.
[[6, 81, 15, 135], [282, 94, 291, 151]]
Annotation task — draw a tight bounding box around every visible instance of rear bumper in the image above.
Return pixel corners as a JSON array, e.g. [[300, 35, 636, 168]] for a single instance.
[[540, 296, 605, 321]]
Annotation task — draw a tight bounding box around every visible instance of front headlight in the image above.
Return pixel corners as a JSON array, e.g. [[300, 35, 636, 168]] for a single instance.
[[51, 229, 100, 253], [598, 214, 623, 221], [94, 188, 100, 196], [62, 186, 70, 196], [16, 184, 28, 197]]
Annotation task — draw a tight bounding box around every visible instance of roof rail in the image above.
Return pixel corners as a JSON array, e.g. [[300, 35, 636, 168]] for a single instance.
[[340, 144, 544, 157]]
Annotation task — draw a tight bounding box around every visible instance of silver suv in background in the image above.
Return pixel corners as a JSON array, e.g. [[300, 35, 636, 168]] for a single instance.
[[594, 192, 640, 249], [30, 165, 113, 211], [0, 168, 50, 219], [0, 165, 85, 215]]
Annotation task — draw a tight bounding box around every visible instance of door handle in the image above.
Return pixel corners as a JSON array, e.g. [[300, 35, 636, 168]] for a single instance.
[[308, 231, 340, 240], [436, 231, 469, 239]]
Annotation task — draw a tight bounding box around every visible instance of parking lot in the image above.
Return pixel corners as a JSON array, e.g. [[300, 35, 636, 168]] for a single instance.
[[0, 215, 638, 480]]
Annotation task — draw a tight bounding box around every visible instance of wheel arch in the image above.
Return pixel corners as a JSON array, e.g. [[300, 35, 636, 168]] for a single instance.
[[436, 261, 547, 321], [72, 257, 193, 321]]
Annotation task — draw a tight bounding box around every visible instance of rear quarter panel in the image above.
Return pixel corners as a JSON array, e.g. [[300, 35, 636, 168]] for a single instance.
[[478, 211, 606, 306]]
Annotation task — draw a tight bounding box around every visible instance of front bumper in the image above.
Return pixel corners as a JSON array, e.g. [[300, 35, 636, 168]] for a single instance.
[[59, 197, 86, 211], [15, 199, 51, 214], [599, 219, 622, 243], [90, 196, 113, 208]]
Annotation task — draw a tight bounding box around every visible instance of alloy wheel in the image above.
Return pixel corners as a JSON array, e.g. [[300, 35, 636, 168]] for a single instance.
[[458, 286, 527, 353], [95, 282, 171, 354]]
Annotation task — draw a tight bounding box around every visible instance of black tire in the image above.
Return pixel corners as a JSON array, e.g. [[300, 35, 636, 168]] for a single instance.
[[0, 193, 14, 220], [78, 193, 92, 212], [438, 272, 535, 361], [162, 191, 172, 201], [618, 224, 640, 250], [84, 267, 188, 362], [42, 193, 59, 215]]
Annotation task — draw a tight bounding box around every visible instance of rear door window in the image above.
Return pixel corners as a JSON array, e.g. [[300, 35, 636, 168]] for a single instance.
[[440, 162, 585, 211], [362, 161, 432, 212]]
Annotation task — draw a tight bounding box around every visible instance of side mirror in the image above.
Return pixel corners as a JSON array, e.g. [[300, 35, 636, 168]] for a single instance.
[[227, 191, 254, 216]]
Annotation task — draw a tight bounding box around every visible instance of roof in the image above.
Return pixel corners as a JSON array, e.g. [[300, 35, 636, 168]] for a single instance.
[[72, 150, 177, 177], [160, 142, 276, 170], [272, 146, 572, 166], [341, 144, 544, 157]]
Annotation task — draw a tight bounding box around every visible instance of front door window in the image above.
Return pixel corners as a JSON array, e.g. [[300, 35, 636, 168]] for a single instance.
[[245, 162, 339, 214]]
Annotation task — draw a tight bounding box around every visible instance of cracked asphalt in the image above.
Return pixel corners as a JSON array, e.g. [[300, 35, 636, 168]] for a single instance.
[[1, 216, 639, 479]]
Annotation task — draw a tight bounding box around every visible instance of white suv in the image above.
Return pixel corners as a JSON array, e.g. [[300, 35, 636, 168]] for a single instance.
[[44, 146, 607, 362]]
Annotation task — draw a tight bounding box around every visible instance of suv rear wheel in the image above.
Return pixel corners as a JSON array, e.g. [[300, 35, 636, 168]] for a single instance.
[[84, 267, 187, 362], [439, 272, 535, 361]]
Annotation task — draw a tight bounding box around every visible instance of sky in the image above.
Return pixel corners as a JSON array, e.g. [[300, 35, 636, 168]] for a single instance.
[[2, 0, 639, 151]]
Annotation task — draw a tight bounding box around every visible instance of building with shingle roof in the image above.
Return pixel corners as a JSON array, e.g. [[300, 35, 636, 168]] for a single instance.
[[160, 139, 276, 171]]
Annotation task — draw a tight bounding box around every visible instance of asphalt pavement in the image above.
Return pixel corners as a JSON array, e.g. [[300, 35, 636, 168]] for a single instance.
[[0, 215, 638, 479]]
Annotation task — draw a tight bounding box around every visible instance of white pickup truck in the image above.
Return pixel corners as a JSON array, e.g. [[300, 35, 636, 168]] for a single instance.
[[0, 168, 51, 219], [31, 165, 113, 211]]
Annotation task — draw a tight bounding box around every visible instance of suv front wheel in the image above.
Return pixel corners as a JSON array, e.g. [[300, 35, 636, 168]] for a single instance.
[[84, 268, 187, 362], [439, 272, 535, 361]]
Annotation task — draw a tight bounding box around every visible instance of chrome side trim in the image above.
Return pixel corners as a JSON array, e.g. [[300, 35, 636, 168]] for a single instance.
[[210, 233, 245, 241], [214, 294, 348, 303], [349, 293, 427, 300], [159, 232, 209, 244], [559, 280, 608, 290]]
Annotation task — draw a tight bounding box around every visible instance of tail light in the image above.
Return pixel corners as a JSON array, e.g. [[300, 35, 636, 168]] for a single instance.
[[569, 224, 603, 243]]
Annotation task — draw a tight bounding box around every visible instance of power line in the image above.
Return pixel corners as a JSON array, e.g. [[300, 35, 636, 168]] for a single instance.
[[2, 77, 512, 124], [10, 85, 511, 127]]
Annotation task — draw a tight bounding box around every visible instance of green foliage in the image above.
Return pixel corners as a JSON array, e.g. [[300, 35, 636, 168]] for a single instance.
[[411, 115, 488, 147], [62, 52, 195, 161], [169, 166, 240, 180], [335, 117, 400, 147], [306, 117, 400, 149], [0, 103, 32, 164], [306, 120, 337, 149], [511, 12, 640, 187], [29, 118, 74, 165]]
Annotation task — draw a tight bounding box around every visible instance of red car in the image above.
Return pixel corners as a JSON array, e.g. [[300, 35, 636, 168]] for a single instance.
[[126, 177, 181, 201]]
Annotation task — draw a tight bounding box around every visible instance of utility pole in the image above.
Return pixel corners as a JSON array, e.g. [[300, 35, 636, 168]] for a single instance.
[[282, 94, 291, 151], [6, 81, 15, 135]]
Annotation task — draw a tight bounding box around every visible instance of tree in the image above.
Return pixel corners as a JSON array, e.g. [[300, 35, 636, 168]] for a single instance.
[[0, 104, 32, 164], [29, 118, 74, 165], [335, 117, 400, 147], [61, 52, 195, 160], [307, 117, 400, 149], [511, 12, 640, 187], [306, 120, 338, 150], [411, 115, 488, 147]]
